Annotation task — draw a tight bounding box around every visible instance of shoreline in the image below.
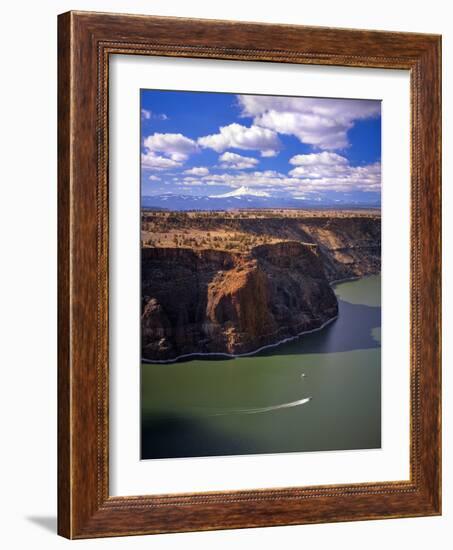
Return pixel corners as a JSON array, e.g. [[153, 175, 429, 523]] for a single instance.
[[330, 272, 380, 286], [141, 272, 380, 365], [142, 314, 338, 365], [330, 275, 361, 285]]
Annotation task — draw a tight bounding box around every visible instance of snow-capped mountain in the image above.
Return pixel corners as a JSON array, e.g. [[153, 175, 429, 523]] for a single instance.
[[209, 186, 270, 199]]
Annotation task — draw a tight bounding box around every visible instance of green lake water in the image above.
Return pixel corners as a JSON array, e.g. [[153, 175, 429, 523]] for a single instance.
[[141, 275, 381, 459]]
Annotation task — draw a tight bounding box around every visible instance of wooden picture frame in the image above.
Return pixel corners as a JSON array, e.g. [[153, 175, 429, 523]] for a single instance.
[[58, 10, 441, 539]]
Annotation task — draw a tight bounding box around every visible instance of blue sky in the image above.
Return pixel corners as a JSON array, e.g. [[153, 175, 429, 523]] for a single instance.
[[140, 89, 381, 203]]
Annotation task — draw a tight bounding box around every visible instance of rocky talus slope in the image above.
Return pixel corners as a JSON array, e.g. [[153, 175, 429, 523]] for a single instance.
[[141, 216, 380, 361]]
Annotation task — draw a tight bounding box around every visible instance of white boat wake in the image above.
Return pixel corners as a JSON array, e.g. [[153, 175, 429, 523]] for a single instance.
[[207, 396, 311, 417]]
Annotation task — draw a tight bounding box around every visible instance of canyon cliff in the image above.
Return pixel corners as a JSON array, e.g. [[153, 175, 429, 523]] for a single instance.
[[141, 212, 380, 361]]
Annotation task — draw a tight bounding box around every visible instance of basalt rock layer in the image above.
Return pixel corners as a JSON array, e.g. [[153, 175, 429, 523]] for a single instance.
[[141, 215, 380, 361], [142, 242, 338, 360]]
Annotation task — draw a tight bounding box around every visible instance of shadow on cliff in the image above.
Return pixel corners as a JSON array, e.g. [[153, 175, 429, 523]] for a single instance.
[[168, 298, 381, 364]]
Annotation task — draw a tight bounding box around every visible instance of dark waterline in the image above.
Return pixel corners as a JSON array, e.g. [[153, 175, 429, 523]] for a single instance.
[[141, 275, 381, 459]]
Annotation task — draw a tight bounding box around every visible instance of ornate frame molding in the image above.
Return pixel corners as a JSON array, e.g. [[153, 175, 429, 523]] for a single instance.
[[58, 11, 441, 538]]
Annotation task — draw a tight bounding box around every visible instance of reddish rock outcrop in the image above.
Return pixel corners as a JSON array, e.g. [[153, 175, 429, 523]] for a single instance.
[[142, 241, 338, 360]]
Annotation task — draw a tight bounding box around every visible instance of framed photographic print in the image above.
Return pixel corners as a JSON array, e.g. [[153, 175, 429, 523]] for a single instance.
[[58, 11, 441, 539]]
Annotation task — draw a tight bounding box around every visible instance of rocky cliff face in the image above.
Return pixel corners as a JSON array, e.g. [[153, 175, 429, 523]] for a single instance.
[[141, 215, 380, 361], [142, 242, 338, 360], [296, 217, 381, 281], [205, 216, 381, 282]]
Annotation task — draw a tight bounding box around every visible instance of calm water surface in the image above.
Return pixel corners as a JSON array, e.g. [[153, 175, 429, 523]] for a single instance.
[[141, 275, 381, 459]]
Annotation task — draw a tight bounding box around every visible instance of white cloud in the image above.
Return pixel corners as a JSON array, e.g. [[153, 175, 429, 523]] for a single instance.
[[181, 177, 204, 186], [288, 152, 381, 191], [141, 109, 168, 121], [141, 152, 182, 170], [144, 133, 198, 162], [290, 152, 348, 166], [177, 170, 294, 191], [289, 152, 351, 178], [218, 152, 259, 170], [142, 133, 198, 170], [237, 95, 380, 150], [261, 150, 278, 157], [172, 155, 380, 194], [148, 175, 161, 181], [184, 166, 210, 176], [198, 123, 280, 157]]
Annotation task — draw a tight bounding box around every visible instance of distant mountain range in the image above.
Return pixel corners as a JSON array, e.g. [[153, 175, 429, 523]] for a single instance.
[[142, 189, 380, 211]]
